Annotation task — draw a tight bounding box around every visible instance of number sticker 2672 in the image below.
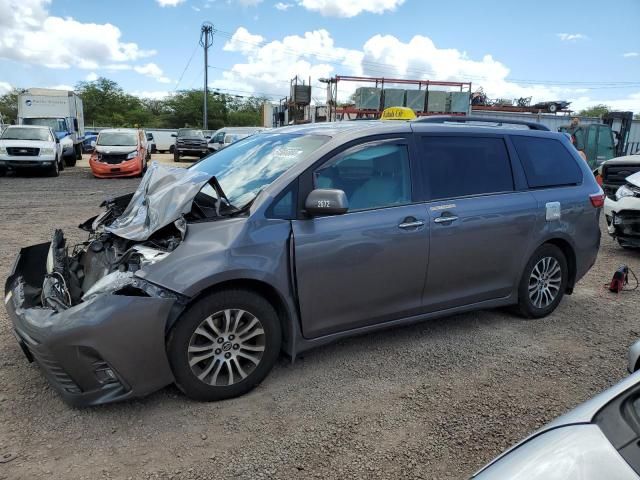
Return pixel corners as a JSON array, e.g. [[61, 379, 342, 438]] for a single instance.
[[317, 200, 332, 208]]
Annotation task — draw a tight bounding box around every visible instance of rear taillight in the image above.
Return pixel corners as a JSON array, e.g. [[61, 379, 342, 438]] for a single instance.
[[590, 192, 605, 208]]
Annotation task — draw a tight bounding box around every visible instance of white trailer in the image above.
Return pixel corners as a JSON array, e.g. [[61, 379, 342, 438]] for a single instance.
[[18, 88, 85, 166], [146, 129, 177, 153]]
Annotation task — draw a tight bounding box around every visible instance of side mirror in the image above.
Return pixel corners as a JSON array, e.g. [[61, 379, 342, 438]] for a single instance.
[[305, 189, 349, 216], [171, 133, 177, 137], [55, 138, 60, 144], [90, 140, 96, 148], [205, 135, 211, 139]]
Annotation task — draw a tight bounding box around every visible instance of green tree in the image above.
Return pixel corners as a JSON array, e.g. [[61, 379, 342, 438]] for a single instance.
[[75, 77, 153, 128], [0, 88, 21, 125], [578, 104, 611, 118]]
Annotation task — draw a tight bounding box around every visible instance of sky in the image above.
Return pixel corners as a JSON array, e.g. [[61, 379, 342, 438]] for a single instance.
[[0, 0, 639, 112]]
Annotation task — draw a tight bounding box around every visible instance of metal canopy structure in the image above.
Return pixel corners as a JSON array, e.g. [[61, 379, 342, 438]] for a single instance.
[[320, 75, 473, 121]]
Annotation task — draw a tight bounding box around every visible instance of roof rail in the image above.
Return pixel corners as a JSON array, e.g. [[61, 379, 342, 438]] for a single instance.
[[413, 115, 550, 131]]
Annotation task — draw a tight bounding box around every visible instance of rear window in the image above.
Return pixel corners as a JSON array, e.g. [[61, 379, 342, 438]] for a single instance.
[[420, 136, 514, 200], [512, 136, 582, 188]]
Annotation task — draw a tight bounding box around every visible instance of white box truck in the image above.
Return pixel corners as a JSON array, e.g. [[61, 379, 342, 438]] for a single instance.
[[18, 88, 84, 166]]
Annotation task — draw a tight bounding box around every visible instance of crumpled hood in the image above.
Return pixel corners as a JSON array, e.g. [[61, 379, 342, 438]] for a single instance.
[[104, 162, 212, 241], [626, 171, 640, 189], [95, 145, 137, 154]]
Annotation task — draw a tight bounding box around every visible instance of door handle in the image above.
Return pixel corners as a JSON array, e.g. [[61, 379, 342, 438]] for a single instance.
[[434, 215, 458, 224], [398, 220, 425, 229]]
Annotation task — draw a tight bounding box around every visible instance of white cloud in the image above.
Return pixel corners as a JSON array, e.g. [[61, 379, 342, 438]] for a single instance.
[[297, 0, 404, 17], [192, 5, 201, 11], [216, 27, 640, 113], [231, 0, 263, 6], [557, 33, 587, 41], [133, 63, 171, 83], [275, 2, 293, 10], [570, 92, 640, 114], [156, 0, 185, 6], [130, 90, 172, 100], [623, 52, 639, 58], [86, 72, 99, 81], [0, 81, 12, 95], [0, 0, 155, 70]]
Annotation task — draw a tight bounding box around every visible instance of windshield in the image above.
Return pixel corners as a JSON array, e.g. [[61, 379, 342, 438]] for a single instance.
[[1, 127, 52, 141], [97, 132, 138, 146], [22, 117, 68, 132], [225, 134, 249, 144], [192, 133, 329, 207], [178, 129, 204, 138]]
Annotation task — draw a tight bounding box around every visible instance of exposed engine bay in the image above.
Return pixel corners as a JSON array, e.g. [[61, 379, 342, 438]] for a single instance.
[[38, 162, 239, 312]]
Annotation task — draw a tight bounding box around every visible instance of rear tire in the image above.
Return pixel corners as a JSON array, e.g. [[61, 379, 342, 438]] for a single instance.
[[167, 289, 282, 402], [516, 244, 568, 319], [64, 153, 76, 167]]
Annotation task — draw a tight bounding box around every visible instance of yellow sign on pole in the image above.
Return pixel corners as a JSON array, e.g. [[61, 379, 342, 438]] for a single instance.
[[380, 107, 417, 120]]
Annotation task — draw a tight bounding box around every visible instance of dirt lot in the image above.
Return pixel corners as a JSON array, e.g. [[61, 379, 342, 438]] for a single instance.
[[1, 160, 639, 480]]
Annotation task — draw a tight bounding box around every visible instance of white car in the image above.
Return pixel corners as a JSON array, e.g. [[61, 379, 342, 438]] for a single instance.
[[0, 125, 63, 177], [604, 168, 640, 249]]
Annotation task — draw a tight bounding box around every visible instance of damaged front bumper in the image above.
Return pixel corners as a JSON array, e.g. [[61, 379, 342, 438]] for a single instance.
[[604, 196, 640, 247], [4, 242, 179, 407]]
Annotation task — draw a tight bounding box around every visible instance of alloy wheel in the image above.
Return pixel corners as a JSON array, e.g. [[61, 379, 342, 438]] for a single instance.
[[528, 257, 562, 309], [188, 309, 265, 386]]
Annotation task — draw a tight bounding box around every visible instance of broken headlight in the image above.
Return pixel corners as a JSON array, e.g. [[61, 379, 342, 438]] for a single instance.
[[616, 184, 636, 201]]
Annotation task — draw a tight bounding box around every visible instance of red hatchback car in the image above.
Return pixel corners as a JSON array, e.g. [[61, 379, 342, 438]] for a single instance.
[[89, 128, 148, 178]]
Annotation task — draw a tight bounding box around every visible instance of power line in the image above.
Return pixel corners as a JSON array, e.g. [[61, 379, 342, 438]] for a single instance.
[[174, 42, 200, 91]]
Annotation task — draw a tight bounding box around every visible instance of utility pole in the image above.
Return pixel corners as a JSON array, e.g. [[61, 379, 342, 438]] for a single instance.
[[200, 22, 214, 130]]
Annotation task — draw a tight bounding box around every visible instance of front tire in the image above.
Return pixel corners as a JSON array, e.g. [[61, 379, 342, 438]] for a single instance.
[[516, 244, 568, 318], [174, 150, 180, 162], [47, 159, 60, 177], [167, 290, 282, 402], [57, 155, 64, 172]]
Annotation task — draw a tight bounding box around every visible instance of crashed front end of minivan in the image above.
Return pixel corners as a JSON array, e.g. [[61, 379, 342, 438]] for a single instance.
[[4, 164, 215, 406], [605, 170, 640, 248]]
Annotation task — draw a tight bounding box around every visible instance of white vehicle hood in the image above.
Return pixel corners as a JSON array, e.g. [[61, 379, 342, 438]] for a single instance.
[[95, 145, 137, 154], [626, 171, 640, 189], [0, 139, 55, 148]]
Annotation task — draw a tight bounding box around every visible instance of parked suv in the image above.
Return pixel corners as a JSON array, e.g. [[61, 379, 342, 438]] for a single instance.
[[5, 118, 602, 406], [173, 128, 210, 161], [0, 125, 63, 176]]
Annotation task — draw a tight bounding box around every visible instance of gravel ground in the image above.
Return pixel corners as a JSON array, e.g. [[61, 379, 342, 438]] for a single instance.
[[1, 160, 639, 480]]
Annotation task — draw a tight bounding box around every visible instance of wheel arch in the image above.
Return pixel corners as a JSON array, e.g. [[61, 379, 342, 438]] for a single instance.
[[169, 278, 297, 357], [541, 237, 577, 294]]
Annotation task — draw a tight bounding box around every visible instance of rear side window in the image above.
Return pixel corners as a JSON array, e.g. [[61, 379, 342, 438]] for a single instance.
[[420, 136, 513, 200], [512, 136, 582, 188]]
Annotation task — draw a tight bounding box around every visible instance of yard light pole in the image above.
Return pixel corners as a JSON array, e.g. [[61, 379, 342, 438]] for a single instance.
[[200, 22, 214, 130]]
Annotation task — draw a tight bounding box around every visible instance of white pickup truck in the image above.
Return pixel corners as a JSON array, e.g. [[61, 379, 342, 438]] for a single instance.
[[0, 125, 64, 176]]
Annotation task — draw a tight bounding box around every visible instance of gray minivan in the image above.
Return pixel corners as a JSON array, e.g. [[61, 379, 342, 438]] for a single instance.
[[5, 118, 603, 406]]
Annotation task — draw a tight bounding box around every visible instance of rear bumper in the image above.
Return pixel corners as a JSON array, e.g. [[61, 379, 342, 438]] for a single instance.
[[4, 243, 176, 407], [89, 156, 142, 178]]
